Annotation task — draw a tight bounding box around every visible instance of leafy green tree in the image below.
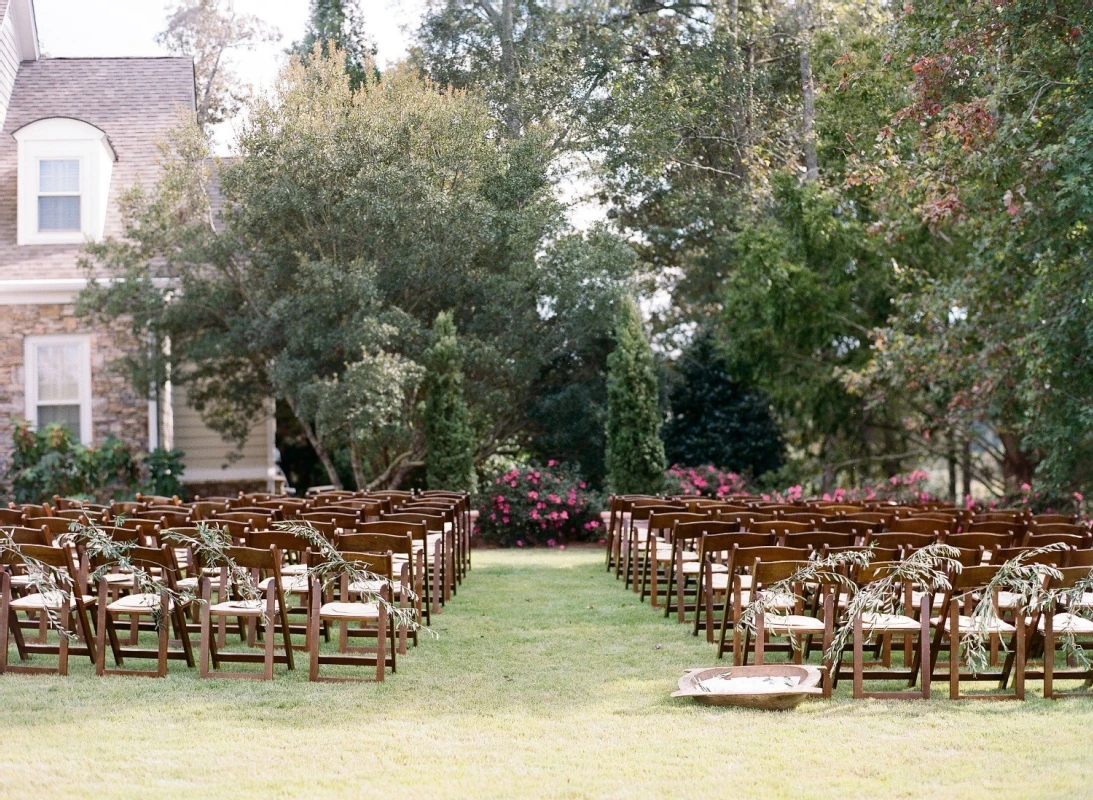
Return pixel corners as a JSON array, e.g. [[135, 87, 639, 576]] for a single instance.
[[78, 49, 634, 491], [423, 312, 477, 493], [664, 333, 783, 477], [605, 297, 667, 494], [289, 0, 376, 89]]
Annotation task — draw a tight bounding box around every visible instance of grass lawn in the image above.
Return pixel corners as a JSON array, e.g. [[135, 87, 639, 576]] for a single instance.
[[2, 547, 1091, 798]]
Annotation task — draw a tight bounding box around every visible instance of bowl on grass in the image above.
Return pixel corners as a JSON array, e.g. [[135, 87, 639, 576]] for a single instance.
[[671, 664, 824, 710]]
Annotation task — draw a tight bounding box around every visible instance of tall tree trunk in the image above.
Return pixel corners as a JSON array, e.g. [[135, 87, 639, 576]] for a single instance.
[[821, 434, 836, 493], [961, 439, 972, 500], [947, 433, 957, 503], [796, 0, 819, 181], [348, 436, 367, 491], [999, 432, 1037, 494], [478, 0, 521, 138], [286, 396, 343, 489]]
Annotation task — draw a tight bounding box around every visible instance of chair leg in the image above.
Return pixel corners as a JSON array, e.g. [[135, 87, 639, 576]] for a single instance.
[[95, 581, 108, 676], [376, 609, 387, 682], [852, 616, 864, 699], [1044, 612, 1054, 699], [156, 592, 169, 678], [949, 600, 960, 700], [199, 604, 211, 679], [308, 590, 320, 681], [58, 601, 71, 676], [920, 596, 931, 700], [263, 607, 275, 681], [0, 575, 11, 674], [1014, 614, 1026, 700]]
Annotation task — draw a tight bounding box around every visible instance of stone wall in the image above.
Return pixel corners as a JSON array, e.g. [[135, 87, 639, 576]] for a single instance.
[[0, 303, 147, 468]]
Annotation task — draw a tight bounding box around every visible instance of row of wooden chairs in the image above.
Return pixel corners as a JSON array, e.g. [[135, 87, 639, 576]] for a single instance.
[[606, 495, 1093, 700], [1, 490, 475, 682]]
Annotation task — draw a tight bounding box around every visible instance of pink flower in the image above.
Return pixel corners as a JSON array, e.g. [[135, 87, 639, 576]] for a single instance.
[[547, 493, 560, 504], [537, 502, 546, 509], [547, 459, 557, 467], [516, 539, 524, 547], [560, 510, 568, 520], [527, 491, 539, 500], [489, 513, 497, 521], [578, 481, 587, 489], [530, 510, 540, 520], [1074, 492, 1084, 504], [502, 516, 509, 524], [1021, 482, 1032, 493], [548, 511, 559, 520], [547, 538, 556, 547], [560, 544, 567, 550]]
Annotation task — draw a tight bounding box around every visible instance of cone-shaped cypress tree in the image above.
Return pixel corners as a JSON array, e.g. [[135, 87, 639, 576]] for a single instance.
[[606, 297, 667, 494], [424, 311, 477, 492]]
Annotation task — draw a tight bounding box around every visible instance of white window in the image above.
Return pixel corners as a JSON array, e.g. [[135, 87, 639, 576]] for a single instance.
[[24, 335, 92, 445], [13, 117, 114, 245], [38, 158, 82, 232]]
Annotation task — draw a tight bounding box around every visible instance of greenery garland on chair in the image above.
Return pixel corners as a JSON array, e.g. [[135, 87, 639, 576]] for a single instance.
[[276, 521, 425, 635], [0, 530, 77, 640], [61, 522, 195, 632]]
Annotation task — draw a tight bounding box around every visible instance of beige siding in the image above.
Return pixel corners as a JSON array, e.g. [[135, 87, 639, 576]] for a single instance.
[[172, 383, 272, 486], [0, 8, 20, 127]]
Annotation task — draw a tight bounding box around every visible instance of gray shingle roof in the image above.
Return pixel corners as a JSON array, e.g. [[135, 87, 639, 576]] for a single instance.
[[0, 56, 196, 280]]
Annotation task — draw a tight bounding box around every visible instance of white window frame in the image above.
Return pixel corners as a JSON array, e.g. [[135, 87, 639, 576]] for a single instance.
[[13, 117, 114, 246], [35, 156, 84, 234], [24, 334, 93, 445]]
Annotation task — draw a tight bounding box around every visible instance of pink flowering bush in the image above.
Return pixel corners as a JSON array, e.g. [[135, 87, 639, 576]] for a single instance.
[[663, 464, 748, 498], [475, 461, 604, 547], [760, 471, 936, 505]]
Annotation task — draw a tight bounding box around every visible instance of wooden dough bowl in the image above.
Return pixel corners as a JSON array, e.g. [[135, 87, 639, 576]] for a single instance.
[[672, 664, 824, 710]]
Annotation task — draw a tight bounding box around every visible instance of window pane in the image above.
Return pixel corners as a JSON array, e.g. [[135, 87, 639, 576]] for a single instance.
[[36, 343, 82, 402], [38, 196, 81, 231], [37, 404, 81, 440], [39, 159, 80, 193]]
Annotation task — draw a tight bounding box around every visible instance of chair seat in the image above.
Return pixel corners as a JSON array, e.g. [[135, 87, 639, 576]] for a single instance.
[[280, 564, 308, 575], [763, 613, 825, 633], [10, 575, 30, 589], [995, 590, 1028, 610], [932, 614, 1015, 635], [348, 580, 402, 597], [107, 593, 179, 614], [746, 590, 795, 610], [208, 599, 278, 617], [10, 592, 94, 611], [1071, 592, 1093, 609], [911, 590, 944, 609], [858, 611, 921, 633], [1040, 613, 1093, 635], [258, 576, 309, 594], [319, 601, 381, 620], [654, 548, 698, 563], [683, 561, 728, 576]]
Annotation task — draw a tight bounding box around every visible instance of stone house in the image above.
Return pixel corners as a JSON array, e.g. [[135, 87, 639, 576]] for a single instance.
[[0, 0, 277, 495]]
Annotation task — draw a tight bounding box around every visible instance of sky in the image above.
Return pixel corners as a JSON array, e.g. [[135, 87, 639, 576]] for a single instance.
[[33, 0, 606, 226], [35, 0, 428, 150]]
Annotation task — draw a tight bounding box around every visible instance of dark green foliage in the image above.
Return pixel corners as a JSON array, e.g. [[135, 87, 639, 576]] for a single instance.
[[4, 420, 143, 503], [424, 312, 477, 493], [143, 447, 187, 499], [289, 0, 376, 88], [605, 298, 667, 494], [664, 334, 784, 477]]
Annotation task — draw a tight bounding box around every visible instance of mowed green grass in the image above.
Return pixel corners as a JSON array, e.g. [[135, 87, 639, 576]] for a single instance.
[[2, 548, 1092, 799]]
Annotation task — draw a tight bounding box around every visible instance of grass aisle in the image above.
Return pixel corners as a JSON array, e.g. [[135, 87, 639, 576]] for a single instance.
[[2, 548, 1091, 798]]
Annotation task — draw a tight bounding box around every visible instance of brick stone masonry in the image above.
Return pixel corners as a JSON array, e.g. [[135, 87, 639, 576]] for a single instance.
[[0, 303, 147, 470]]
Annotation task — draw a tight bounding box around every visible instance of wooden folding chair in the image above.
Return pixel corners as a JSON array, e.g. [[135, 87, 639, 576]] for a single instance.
[[927, 564, 1026, 700], [383, 511, 451, 606], [739, 558, 835, 698], [308, 551, 397, 682], [0, 542, 98, 674], [625, 502, 682, 590], [351, 520, 435, 623], [691, 530, 775, 640], [642, 511, 708, 606], [845, 561, 932, 699], [94, 546, 195, 678], [715, 544, 808, 660], [198, 544, 295, 680], [337, 532, 418, 652]]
